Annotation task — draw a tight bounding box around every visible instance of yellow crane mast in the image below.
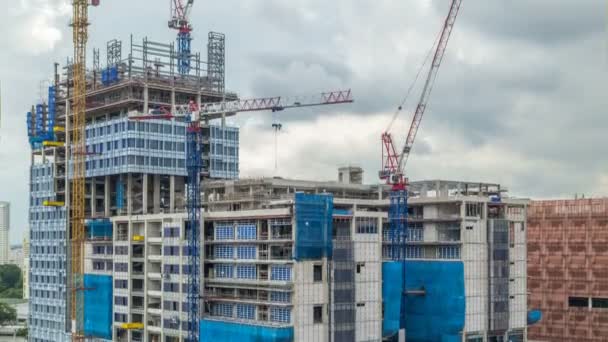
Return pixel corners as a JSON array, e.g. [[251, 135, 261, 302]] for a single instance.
[[70, 0, 89, 338]]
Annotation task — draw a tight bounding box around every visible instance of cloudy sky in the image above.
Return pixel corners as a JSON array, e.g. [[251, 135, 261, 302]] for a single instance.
[[0, 0, 606, 244]]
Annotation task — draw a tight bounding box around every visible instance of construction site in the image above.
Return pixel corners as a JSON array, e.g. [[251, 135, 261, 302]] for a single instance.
[[20, 1, 606, 342]]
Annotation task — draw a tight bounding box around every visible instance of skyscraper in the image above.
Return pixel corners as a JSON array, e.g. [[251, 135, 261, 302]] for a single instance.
[[0, 201, 9, 265]]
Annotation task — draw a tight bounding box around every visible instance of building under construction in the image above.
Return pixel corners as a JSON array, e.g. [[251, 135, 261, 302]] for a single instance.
[[24, 2, 534, 341], [26, 32, 238, 342]]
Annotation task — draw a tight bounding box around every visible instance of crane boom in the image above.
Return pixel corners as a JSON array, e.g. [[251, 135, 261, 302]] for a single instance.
[[197, 89, 353, 117], [397, 0, 462, 173]]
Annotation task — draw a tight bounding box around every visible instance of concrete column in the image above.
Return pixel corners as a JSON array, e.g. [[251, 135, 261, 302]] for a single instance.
[[143, 84, 149, 114], [142, 174, 148, 214], [127, 173, 133, 215], [169, 175, 175, 213], [90, 178, 97, 217], [153, 175, 160, 213], [104, 176, 110, 217], [171, 88, 176, 114]]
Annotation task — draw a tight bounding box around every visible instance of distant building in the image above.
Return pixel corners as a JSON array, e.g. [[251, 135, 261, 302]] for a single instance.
[[528, 198, 608, 342], [0, 201, 9, 265], [9, 245, 24, 268]]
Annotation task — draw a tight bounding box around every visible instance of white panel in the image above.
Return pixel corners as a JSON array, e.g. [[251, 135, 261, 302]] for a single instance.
[[356, 321, 380, 342], [423, 223, 438, 242]]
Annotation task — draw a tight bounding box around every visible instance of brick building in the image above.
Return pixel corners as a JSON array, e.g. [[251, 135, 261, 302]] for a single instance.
[[527, 198, 608, 342]]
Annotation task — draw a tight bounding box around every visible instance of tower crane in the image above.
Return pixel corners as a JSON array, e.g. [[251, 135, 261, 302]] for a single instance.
[[379, 0, 462, 336], [131, 89, 352, 341], [169, 0, 195, 74], [70, 0, 99, 340]]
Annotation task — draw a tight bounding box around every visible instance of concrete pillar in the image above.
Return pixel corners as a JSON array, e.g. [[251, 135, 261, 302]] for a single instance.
[[142, 174, 148, 214], [170, 176, 175, 213], [127, 173, 133, 215], [153, 175, 160, 213], [104, 176, 110, 217], [171, 88, 176, 114], [90, 178, 97, 217], [143, 84, 149, 114]]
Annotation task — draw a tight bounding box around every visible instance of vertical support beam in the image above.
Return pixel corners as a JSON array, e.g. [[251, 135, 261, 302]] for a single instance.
[[90, 178, 97, 217], [142, 174, 148, 214], [153, 175, 160, 213], [127, 173, 133, 215], [170, 175, 175, 213], [171, 88, 176, 114], [104, 176, 110, 217], [143, 84, 149, 114]]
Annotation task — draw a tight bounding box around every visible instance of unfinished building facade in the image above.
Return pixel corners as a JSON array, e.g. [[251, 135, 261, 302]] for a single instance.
[[80, 175, 528, 342], [26, 32, 238, 342], [527, 198, 608, 342]]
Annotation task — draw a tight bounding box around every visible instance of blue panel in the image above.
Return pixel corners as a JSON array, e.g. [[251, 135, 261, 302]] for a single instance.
[[382, 261, 404, 338], [47, 86, 56, 141], [116, 180, 124, 209], [332, 209, 352, 216], [200, 319, 293, 342], [294, 192, 333, 260], [382, 261, 466, 342], [86, 219, 112, 239], [35, 104, 44, 136], [527, 310, 542, 325], [84, 274, 113, 340]]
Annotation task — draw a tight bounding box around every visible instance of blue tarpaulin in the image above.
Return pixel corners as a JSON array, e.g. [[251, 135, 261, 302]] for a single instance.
[[527, 310, 542, 325], [294, 192, 333, 260], [382, 260, 466, 342], [382, 261, 404, 338], [84, 274, 113, 340], [200, 319, 294, 342], [86, 219, 112, 239]]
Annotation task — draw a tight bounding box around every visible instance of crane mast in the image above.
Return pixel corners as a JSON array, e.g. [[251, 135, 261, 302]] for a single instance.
[[169, 0, 195, 74], [379, 1, 462, 338], [70, 0, 98, 339]]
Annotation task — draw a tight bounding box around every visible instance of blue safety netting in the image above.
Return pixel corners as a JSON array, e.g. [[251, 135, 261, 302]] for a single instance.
[[382, 261, 404, 338], [101, 66, 120, 85], [200, 319, 294, 342], [382, 260, 466, 342], [84, 274, 113, 340], [86, 219, 112, 239], [293, 192, 333, 260], [527, 309, 542, 325], [116, 180, 124, 209]]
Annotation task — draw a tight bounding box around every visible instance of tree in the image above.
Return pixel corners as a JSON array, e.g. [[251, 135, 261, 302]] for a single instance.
[[0, 302, 16, 326], [0, 265, 21, 290], [0, 265, 22, 299], [16, 326, 28, 337]]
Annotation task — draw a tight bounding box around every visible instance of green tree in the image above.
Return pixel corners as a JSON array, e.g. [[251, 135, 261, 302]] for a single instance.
[[16, 326, 28, 337], [0, 302, 16, 326], [0, 265, 22, 299]]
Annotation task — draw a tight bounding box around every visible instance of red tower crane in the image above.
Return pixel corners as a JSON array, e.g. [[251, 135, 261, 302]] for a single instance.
[[379, 1, 462, 338]]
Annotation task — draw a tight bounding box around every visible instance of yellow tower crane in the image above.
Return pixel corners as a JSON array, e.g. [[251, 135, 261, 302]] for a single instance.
[[70, 0, 99, 339]]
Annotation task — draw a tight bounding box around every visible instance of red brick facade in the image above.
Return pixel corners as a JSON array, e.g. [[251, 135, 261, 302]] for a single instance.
[[528, 199, 608, 342]]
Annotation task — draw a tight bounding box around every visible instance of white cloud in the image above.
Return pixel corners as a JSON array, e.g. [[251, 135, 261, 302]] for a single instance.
[[9, 0, 71, 55]]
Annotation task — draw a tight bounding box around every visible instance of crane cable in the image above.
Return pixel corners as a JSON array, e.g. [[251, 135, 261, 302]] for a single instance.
[[385, 28, 443, 134]]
